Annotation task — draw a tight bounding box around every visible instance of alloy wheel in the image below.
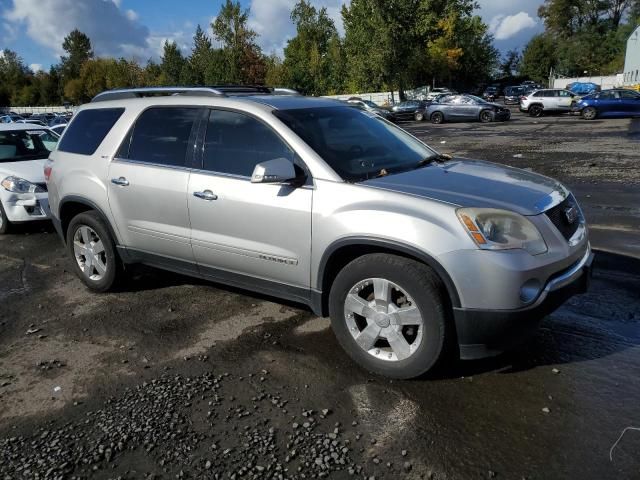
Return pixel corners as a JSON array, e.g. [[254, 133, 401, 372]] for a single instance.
[[344, 277, 424, 362], [73, 225, 108, 281], [582, 107, 597, 120]]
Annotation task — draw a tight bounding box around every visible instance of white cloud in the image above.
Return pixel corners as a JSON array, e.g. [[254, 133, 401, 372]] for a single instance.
[[489, 11, 537, 40], [29, 63, 42, 72], [4, 0, 151, 59], [248, 0, 346, 56]]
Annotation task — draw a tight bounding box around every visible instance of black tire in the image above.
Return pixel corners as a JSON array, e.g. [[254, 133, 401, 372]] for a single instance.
[[479, 109, 493, 123], [66, 211, 122, 292], [582, 106, 597, 120], [431, 112, 444, 124], [0, 201, 10, 234], [529, 105, 543, 117], [414, 111, 425, 122], [328, 254, 450, 379]]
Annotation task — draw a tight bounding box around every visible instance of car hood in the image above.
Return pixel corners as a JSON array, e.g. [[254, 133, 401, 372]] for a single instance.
[[360, 158, 567, 215], [0, 158, 46, 183]]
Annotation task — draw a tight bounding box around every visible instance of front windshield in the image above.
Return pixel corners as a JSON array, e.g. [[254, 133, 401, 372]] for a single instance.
[[274, 106, 436, 182], [467, 95, 487, 103], [0, 129, 57, 163]]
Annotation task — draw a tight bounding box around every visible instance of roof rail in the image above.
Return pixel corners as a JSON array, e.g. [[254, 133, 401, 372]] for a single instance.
[[90, 85, 278, 103]]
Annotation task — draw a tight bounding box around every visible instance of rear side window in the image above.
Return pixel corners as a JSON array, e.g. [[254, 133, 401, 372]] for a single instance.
[[58, 108, 124, 155], [202, 109, 294, 177], [125, 107, 199, 167]]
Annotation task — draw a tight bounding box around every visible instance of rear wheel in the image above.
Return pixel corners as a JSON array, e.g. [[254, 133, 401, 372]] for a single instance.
[[479, 110, 493, 123], [529, 105, 543, 117], [582, 106, 597, 120], [431, 112, 444, 124], [0, 201, 10, 234], [414, 111, 425, 122], [66, 211, 122, 292], [329, 254, 450, 379]]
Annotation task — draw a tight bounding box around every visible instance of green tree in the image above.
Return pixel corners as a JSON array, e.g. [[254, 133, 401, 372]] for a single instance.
[[500, 49, 522, 78], [60, 29, 93, 81], [520, 34, 557, 82], [0, 49, 31, 105], [190, 25, 213, 84], [160, 41, 186, 85]]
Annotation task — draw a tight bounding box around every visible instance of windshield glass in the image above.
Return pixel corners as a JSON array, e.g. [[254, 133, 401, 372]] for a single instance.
[[274, 106, 436, 182], [0, 129, 57, 163]]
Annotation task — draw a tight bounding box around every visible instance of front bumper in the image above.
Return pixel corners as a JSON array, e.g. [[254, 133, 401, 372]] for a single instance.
[[2, 191, 50, 223], [494, 110, 511, 121], [453, 248, 594, 360]]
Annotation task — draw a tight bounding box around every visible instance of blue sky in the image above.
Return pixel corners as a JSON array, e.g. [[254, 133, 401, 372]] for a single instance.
[[0, 0, 545, 72]]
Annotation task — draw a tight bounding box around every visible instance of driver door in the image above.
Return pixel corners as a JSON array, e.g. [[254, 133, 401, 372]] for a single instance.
[[187, 109, 312, 289]]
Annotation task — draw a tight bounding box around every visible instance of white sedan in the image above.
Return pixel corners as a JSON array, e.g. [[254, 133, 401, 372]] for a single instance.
[[0, 123, 59, 233]]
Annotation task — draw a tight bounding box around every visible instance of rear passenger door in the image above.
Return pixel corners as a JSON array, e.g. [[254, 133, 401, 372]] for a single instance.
[[107, 107, 201, 271], [187, 109, 312, 291]]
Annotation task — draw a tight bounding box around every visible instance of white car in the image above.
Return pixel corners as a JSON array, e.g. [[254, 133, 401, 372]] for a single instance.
[[519, 89, 576, 117], [426, 88, 452, 101], [0, 124, 59, 233]]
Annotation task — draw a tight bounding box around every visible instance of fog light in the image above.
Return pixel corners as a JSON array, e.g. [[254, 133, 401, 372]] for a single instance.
[[520, 279, 542, 303]]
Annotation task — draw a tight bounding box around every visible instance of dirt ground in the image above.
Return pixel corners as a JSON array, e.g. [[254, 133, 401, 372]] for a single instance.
[[1, 108, 639, 480]]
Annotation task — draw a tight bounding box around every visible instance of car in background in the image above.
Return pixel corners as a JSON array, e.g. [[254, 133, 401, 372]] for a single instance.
[[49, 115, 70, 127], [17, 119, 48, 127], [482, 86, 500, 101], [49, 124, 67, 136], [0, 114, 25, 124], [426, 94, 511, 124], [391, 100, 430, 121], [346, 98, 395, 121], [572, 89, 640, 120], [504, 86, 524, 105], [0, 124, 59, 233], [426, 88, 452, 101], [520, 89, 576, 117]]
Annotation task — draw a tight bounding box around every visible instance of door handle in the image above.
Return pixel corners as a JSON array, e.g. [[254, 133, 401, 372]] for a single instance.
[[111, 177, 129, 186], [193, 190, 218, 201]]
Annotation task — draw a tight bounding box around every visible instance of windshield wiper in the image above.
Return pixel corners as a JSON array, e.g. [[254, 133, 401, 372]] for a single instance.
[[415, 153, 452, 169]]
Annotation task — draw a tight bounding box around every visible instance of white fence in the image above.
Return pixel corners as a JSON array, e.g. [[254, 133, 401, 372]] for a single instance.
[[552, 74, 623, 90], [323, 91, 400, 106], [1, 106, 75, 114]]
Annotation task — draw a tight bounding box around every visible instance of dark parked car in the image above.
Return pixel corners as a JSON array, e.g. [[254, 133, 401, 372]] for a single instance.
[[504, 86, 524, 105], [572, 89, 640, 120], [391, 100, 429, 121], [346, 98, 396, 121], [482, 86, 500, 101], [425, 95, 511, 124]]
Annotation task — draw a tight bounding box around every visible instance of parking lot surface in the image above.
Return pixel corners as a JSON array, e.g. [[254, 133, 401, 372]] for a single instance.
[[1, 109, 639, 479]]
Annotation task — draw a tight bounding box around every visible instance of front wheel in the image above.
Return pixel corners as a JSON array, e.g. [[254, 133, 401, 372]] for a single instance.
[[479, 110, 493, 123], [328, 254, 450, 379], [0, 201, 11, 234], [66, 211, 123, 292], [529, 105, 543, 117], [431, 112, 444, 124], [582, 107, 597, 120]]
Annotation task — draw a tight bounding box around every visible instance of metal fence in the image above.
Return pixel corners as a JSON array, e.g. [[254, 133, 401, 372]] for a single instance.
[[1, 106, 76, 114], [552, 74, 623, 90], [322, 91, 400, 106]]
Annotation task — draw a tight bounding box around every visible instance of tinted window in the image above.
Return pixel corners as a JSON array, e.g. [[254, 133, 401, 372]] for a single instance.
[[202, 110, 294, 177], [0, 129, 55, 163], [274, 106, 436, 182], [58, 108, 124, 155], [598, 91, 617, 100], [619, 90, 640, 99], [127, 107, 199, 167]]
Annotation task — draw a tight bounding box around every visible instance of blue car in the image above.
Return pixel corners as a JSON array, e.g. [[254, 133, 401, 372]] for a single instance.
[[573, 89, 640, 120]]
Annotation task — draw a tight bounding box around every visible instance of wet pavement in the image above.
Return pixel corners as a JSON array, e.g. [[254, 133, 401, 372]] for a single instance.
[[1, 109, 639, 479]]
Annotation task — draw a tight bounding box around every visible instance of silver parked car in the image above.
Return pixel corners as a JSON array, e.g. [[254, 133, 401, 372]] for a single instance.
[[426, 95, 511, 124], [46, 86, 592, 379]]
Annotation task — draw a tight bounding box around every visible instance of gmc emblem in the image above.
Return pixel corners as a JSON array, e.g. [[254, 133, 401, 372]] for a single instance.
[[564, 206, 578, 224]]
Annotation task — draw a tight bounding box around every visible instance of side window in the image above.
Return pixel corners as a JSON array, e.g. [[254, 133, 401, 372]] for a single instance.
[[619, 90, 639, 99], [598, 91, 616, 100], [532, 91, 543, 97], [559, 90, 571, 97], [127, 107, 199, 167], [57, 108, 124, 155], [202, 110, 294, 177]]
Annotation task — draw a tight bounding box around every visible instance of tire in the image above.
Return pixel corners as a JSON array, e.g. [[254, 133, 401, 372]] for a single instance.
[[66, 211, 122, 292], [529, 105, 543, 117], [328, 254, 450, 379], [414, 111, 425, 122], [430, 112, 444, 124], [0, 201, 10, 234], [582, 107, 597, 120], [479, 110, 493, 123]]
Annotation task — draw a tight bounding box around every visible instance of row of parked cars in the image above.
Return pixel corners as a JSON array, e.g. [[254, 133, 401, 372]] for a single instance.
[[2, 85, 593, 379], [0, 111, 71, 136]]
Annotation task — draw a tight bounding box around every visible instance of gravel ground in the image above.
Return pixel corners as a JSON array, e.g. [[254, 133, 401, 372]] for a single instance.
[[1, 108, 639, 479]]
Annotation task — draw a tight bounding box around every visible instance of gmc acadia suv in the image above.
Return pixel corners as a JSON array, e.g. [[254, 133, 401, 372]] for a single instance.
[[46, 86, 593, 379]]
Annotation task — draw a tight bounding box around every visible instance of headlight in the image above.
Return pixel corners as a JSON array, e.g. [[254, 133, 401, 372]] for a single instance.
[[457, 208, 547, 255], [1, 176, 45, 193]]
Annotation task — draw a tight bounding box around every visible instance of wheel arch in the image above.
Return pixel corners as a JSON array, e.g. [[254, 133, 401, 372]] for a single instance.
[[316, 237, 461, 317], [59, 196, 120, 246]]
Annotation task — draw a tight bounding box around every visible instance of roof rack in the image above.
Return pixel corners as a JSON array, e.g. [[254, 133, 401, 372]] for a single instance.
[[90, 85, 278, 103]]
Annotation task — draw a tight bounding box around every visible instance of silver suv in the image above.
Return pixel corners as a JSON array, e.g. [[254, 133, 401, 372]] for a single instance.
[[46, 86, 593, 379]]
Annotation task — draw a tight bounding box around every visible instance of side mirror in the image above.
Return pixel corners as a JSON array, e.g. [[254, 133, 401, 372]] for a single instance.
[[251, 158, 297, 184]]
